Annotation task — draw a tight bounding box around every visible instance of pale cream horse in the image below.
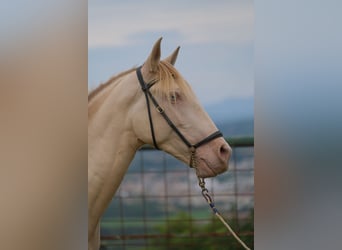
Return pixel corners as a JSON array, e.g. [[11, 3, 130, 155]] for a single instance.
[[88, 38, 232, 250]]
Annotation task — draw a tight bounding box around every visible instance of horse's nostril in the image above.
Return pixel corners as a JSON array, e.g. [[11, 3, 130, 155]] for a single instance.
[[219, 144, 231, 161], [220, 144, 228, 154]]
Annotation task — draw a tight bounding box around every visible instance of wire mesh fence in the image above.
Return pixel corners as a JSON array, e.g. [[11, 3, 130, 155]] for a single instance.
[[100, 137, 254, 250]]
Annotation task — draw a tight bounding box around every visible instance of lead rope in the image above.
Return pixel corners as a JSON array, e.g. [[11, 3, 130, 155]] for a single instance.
[[190, 150, 251, 250]]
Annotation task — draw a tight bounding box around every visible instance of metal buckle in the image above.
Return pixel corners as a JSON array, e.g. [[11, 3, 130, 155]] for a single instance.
[[156, 106, 164, 113]]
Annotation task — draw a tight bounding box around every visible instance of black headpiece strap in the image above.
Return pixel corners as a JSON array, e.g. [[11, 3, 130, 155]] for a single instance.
[[136, 66, 159, 149]]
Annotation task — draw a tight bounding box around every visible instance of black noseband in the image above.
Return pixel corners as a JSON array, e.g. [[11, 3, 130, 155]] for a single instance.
[[136, 66, 223, 166]]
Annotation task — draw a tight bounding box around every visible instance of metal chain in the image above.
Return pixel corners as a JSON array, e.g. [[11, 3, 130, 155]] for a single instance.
[[189, 146, 196, 168], [191, 149, 251, 250]]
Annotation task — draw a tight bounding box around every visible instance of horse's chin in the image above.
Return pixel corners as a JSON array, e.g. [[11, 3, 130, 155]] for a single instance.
[[195, 158, 227, 178]]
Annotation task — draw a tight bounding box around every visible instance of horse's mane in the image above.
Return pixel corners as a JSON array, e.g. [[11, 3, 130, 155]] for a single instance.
[[88, 68, 136, 102], [88, 61, 192, 103]]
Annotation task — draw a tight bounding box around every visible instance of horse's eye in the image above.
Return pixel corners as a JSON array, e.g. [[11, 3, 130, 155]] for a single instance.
[[170, 94, 176, 103], [169, 92, 179, 103]]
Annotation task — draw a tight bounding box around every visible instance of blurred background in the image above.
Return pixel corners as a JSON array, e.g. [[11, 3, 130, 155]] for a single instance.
[[0, 1, 87, 250]]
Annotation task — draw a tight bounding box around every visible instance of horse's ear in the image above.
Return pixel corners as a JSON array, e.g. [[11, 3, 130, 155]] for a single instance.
[[163, 46, 180, 66], [145, 37, 162, 72]]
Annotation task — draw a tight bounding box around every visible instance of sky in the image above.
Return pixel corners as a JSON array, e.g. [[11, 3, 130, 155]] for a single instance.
[[88, 0, 254, 107]]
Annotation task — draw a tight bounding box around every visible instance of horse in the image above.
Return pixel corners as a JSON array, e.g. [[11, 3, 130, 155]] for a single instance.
[[88, 38, 232, 250]]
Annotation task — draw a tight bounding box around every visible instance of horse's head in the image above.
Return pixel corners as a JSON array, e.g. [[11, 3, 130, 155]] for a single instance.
[[132, 38, 231, 178]]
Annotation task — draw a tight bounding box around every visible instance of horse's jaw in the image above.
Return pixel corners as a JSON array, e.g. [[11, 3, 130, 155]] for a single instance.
[[195, 157, 228, 178]]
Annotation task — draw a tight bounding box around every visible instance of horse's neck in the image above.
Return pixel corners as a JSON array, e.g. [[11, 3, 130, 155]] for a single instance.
[[88, 76, 142, 235]]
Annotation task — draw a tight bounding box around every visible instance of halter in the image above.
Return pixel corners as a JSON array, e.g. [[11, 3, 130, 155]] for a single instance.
[[136, 66, 251, 250], [136, 66, 223, 168]]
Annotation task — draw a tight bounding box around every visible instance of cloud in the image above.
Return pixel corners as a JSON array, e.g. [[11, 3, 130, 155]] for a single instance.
[[88, 1, 253, 48], [88, 1, 254, 105]]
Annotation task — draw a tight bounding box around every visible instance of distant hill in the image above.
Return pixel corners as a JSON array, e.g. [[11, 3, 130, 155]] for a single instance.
[[217, 118, 254, 137], [205, 97, 254, 137], [205, 97, 254, 124]]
